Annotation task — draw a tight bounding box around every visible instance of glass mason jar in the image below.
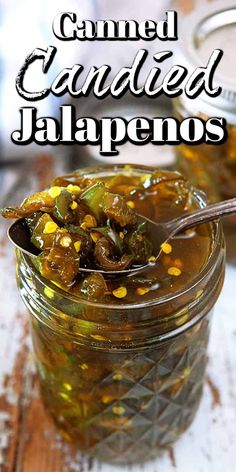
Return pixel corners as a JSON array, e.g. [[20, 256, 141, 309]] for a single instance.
[[15, 166, 225, 465], [174, 1, 236, 203]]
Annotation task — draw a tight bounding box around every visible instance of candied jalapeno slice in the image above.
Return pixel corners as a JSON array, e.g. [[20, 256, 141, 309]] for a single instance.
[[65, 224, 92, 259], [25, 212, 43, 233], [72, 202, 94, 226], [101, 191, 137, 227], [37, 230, 80, 288], [147, 170, 186, 188], [53, 189, 74, 223], [78, 273, 108, 300], [94, 220, 123, 254], [31, 214, 59, 250], [105, 174, 141, 195], [94, 237, 133, 271], [50, 176, 73, 187], [80, 183, 106, 220], [125, 228, 153, 263], [1, 191, 55, 219], [80, 182, 138, 227]]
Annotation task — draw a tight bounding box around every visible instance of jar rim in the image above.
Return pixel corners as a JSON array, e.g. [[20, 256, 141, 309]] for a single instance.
[[23, 164, 224, 311]]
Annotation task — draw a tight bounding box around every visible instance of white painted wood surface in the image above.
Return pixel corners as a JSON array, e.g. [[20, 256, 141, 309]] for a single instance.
[[1, 214, 236, 471]]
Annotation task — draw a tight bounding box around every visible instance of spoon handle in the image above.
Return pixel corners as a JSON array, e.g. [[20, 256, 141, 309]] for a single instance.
[[166, 197, 236, 233]]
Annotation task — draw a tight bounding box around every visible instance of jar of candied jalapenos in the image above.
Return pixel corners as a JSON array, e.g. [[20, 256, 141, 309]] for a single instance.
[[174, 1, 236, 203], [15, 165, 225, 464]]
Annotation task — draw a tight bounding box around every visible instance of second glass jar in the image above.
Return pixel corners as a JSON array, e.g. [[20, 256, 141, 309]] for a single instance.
[[174, 1, 236, 203]]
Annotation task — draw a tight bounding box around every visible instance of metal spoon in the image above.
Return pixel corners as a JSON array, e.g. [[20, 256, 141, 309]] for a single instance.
[[7, 198, 236, 276]]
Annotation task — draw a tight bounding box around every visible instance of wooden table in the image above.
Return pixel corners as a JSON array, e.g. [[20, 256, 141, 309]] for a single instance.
[[0, 159, 236, 472]]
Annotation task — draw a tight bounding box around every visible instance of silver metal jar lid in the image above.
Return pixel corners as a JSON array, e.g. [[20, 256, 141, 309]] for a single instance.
[[176, 0, 236, 123]]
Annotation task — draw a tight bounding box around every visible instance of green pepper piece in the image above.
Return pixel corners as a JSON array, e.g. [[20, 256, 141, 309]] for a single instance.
[[65, 224, 92, 258], [94, 220, 123, 254], [38, 230, 80, 287], [94, 237, 133, 270], [25, 212, 43, 234], [80, 182, 106, 220], [79, 273, 108, 300], [101, 192, 137, 227], [148, 170, 186, 188], [53, 189, 74, 223], [31, 214, 58, 250], [1, 191, 55, 219], [136, 220, 148, 234], [125, 229, 153, 263], [78, 182, 138, 227]]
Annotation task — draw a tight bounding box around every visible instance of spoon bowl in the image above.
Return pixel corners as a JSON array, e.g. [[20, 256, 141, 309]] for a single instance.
[[7, 218, 154, 277], [7, 197, 236, 276]]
